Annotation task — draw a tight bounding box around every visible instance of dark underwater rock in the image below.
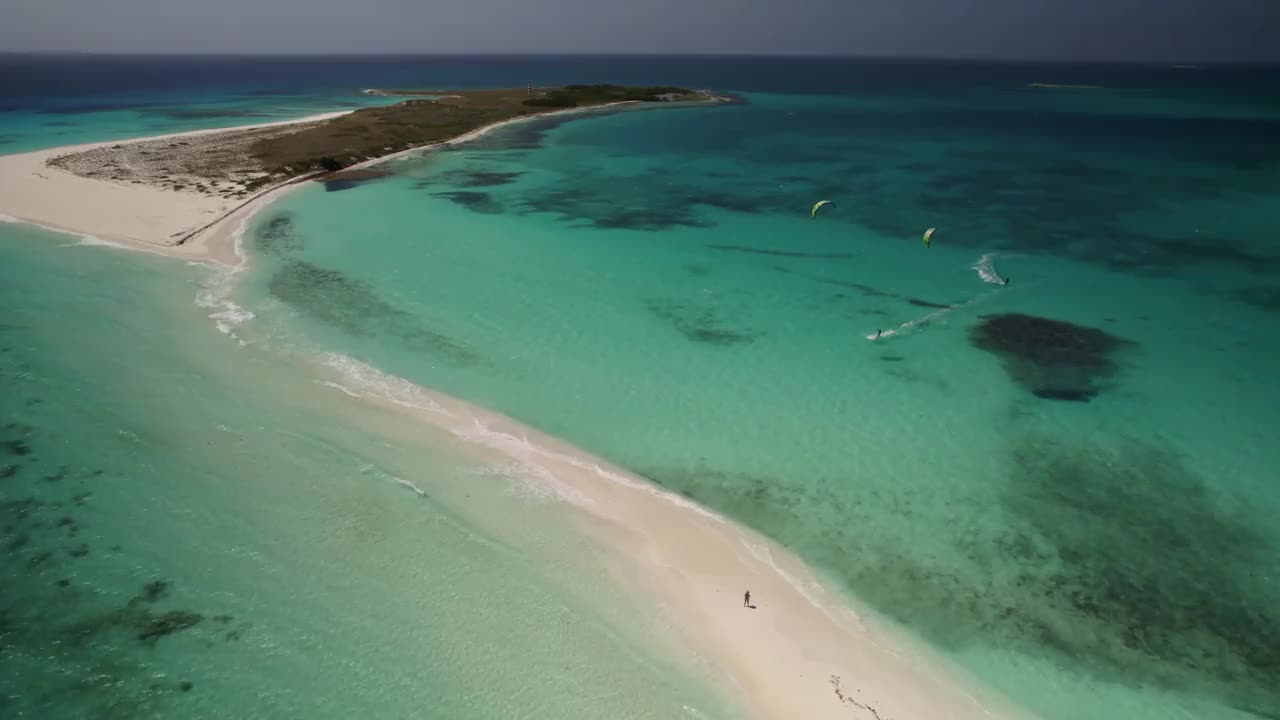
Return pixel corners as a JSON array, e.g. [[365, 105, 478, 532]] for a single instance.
[[646, 300, 762, 347], [970, 313, 1130, 401], [1234, 285, 1280, 312], [252, 212, 302, 255], [140, 580, 171, 604], [320, 168, 391, 192], [433, 190, 504, 214], [1031, 387, 1094, 402], [439, 169, 524, 188], [138, 610, 204, 644]]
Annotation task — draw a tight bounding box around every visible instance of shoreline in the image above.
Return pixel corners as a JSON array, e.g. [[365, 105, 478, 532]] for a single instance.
[[0, 97, 711, 268], [1, 100, 1034, 720], [309, 352, 1036, 720]]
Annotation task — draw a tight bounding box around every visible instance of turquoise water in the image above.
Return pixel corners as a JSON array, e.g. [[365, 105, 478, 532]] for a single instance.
[[5, 56, 1280, 719], [237, 87, 1280, 719], [0, 225, 738, 718]]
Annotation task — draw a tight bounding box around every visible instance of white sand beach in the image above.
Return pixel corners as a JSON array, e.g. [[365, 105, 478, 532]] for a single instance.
[[0, 101, 656, 267], [1, 107, 1037, 720], [0, 112, 353, 264], [317, 353, 1040, 720]]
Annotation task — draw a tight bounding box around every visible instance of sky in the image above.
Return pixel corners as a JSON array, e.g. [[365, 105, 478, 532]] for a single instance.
[[1, 0, 1277, 62]]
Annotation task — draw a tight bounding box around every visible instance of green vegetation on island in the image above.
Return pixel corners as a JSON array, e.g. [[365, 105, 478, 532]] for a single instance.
[[247, 85, 712, 187], [521, 84, 700, 107]]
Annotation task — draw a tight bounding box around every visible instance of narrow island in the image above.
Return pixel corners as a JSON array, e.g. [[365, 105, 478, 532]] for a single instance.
[[0, 84, 719, 262], [1025, 82, 1104, 89]]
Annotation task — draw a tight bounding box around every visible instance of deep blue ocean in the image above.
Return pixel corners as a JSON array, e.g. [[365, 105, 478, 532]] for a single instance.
[[3, 55, 1280, 720]]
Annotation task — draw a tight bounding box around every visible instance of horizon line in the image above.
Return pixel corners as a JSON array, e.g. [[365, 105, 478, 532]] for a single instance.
[[1, 50, 1277, 66]]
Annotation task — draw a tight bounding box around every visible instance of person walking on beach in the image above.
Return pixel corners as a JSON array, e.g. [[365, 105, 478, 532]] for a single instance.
[[743, 590, 751, 607]]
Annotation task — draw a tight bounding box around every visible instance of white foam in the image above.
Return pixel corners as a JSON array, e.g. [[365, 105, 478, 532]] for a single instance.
[[475, 462, 597, 508], [395, 477, 429, 498], [972, 253, 1006, 285], [319, 352, 449, 415], [194, 265, 255, 339], [75, 234, 128, 249], [314, 350, 730, 524], [742, 539, 828, 610], [0, 213, 19, 223], [318, 380, 362, 398]]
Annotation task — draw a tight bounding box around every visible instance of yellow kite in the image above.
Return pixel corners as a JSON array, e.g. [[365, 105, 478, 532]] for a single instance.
[[811, 200, 833, 219], [923, 227, 936, 247]]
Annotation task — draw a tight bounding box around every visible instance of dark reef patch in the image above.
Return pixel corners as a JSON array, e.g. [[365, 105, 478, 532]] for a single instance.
[[252, 212, 302, 255], [993, 437, 1280, 710], [433, 190, 504, 214], [439, 169, 525, 188], [638, 435, 1280, 714], [708, 244, 854, 260], [639, 466, 806, 528], [320, 168, 392, 192], [268, 260, 484, 366], [460, 114, 572, 151], [520, 185, 710, 230], [1233, 285, 1280, 312], [646, 300, 762, 347], [969, 313, 1130, 401], [137, 610, 204, 644], [1031, 387, 1093, 402], [139, 579, 171, 603], [907, 298, 952, 309]]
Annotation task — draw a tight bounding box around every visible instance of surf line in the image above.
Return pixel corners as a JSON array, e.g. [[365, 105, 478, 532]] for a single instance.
[[866, 288, 1000, 341]]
